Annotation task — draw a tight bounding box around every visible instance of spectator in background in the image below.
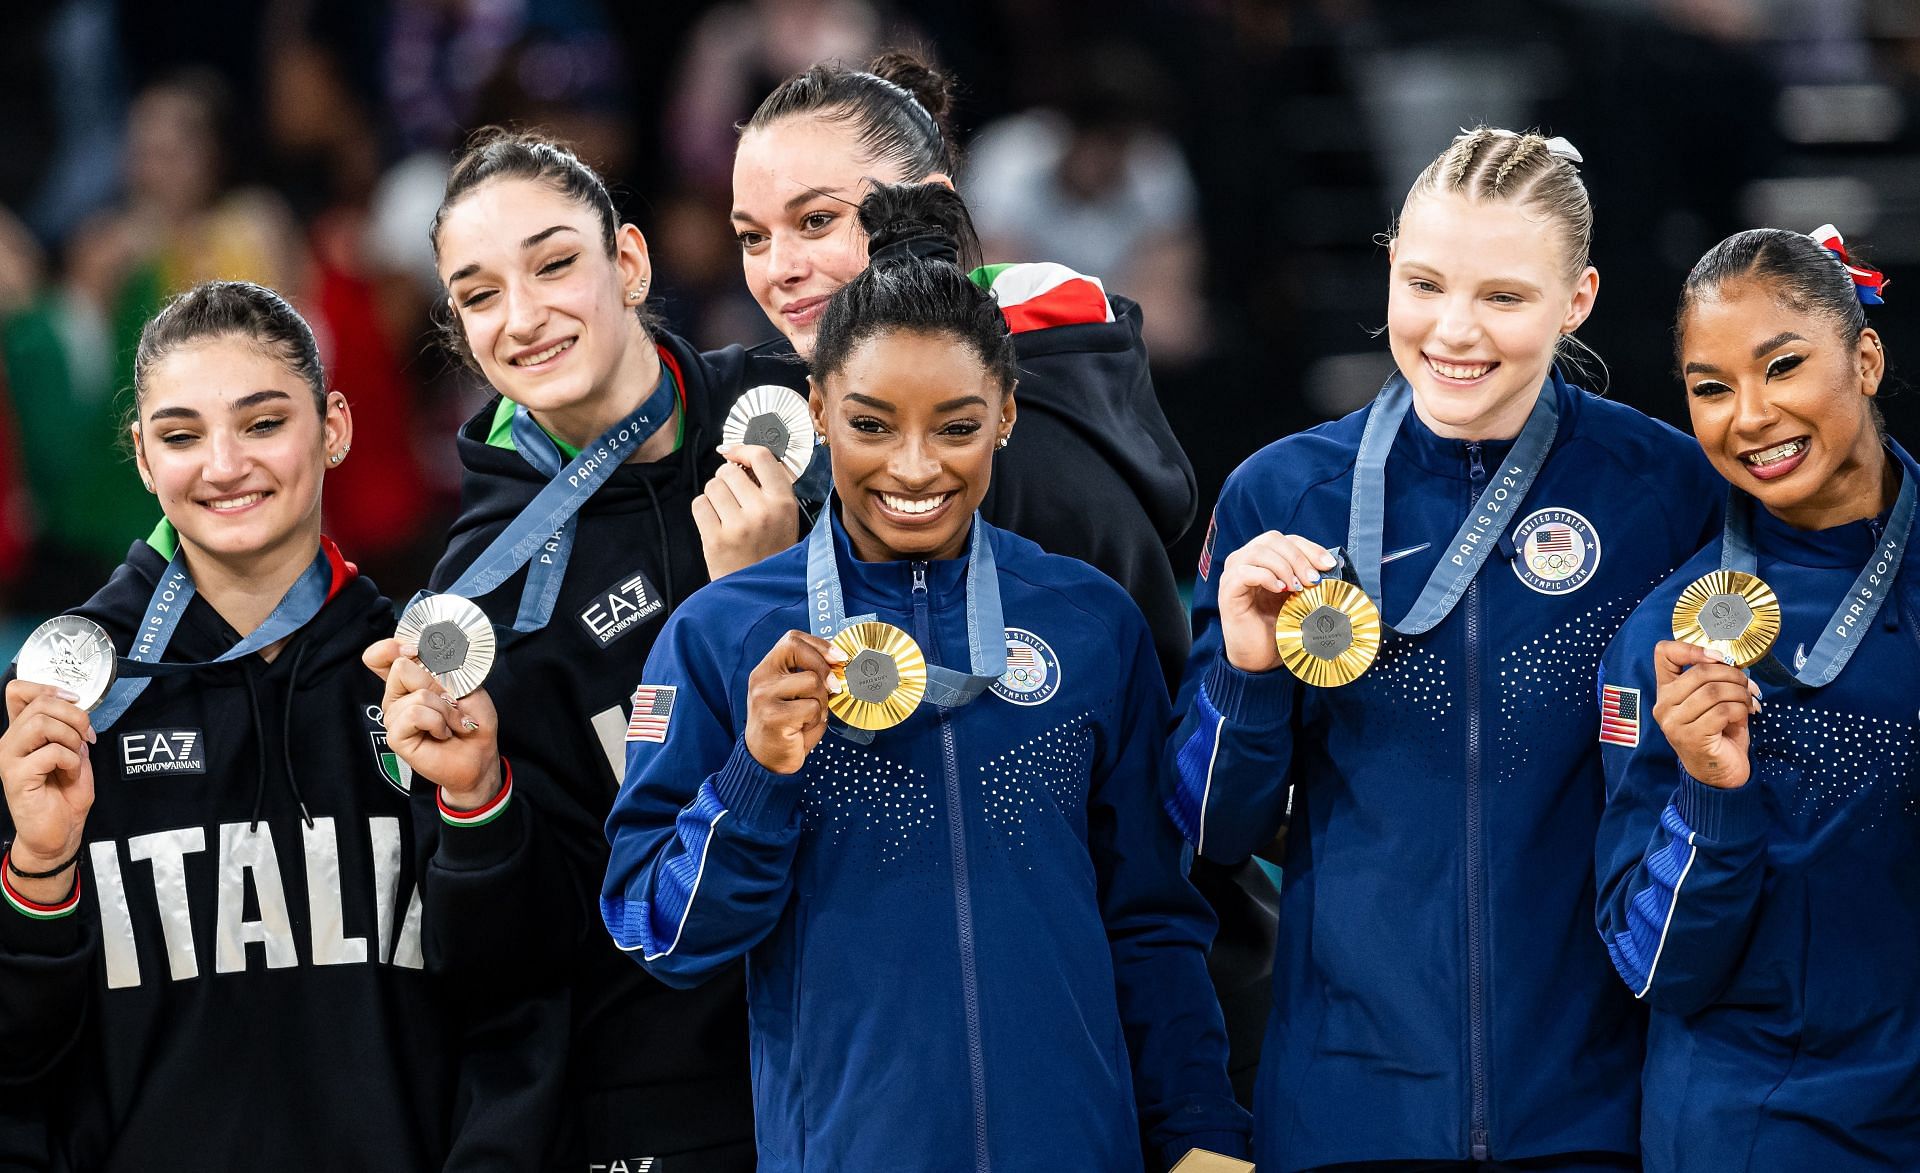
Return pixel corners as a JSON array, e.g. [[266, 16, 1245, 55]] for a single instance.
[[964, 42, 1207, 366]]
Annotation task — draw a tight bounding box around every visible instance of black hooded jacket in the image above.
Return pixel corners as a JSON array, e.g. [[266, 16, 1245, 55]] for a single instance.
[[428, 330, 755, 1166], [0, 537, 549, 1171], [745, 293, 1200, 687]]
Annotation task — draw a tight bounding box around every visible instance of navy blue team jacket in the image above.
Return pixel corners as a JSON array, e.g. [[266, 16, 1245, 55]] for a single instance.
[[1597, 441, 1920, 1172], [601, 512, 1250, 1171], [1166, 371, 1723, 1169]]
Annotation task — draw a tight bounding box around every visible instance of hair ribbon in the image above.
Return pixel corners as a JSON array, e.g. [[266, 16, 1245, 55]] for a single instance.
[[1810, 223, 1887, 305]]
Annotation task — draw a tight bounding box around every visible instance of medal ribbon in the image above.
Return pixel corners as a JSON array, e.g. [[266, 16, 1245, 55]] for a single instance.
[[1718, 459, 1914, 688], [91, 545, 333, 730], [805, 502, 1008, 719], [1348, 372, 1560, 635], [432, 360, 678, 632]]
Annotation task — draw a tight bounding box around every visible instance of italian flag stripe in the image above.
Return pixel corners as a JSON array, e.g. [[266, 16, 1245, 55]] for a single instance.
[[2, 856, 81, 920], [439, 758, 514, 827], [971, 262, 1114, 334]]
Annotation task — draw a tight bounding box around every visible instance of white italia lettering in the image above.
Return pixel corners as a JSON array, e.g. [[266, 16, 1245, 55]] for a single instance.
[[369, 816, 402, 964], [127, 827, 206, 981], [214, 823, 298, 973], [89, 842, 142, 989], [302, 818, 367, 966], [392, 884, 425, 970]]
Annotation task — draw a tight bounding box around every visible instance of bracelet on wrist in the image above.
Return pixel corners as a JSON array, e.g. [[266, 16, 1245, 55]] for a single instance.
[[5, 842, 82, 881]]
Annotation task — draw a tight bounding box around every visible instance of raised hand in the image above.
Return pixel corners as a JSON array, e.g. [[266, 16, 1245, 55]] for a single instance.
[[1217, 532, 1339, 673], [0, 680, 97, 899], [744, 631, 846, 774], [364, 638, 502, 809], [694, 443, 803, 579], [1651, 640, 1762, 790]]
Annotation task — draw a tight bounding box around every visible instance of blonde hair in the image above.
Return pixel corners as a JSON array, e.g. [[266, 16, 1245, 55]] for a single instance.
[[1397, 127, 1593, 283]]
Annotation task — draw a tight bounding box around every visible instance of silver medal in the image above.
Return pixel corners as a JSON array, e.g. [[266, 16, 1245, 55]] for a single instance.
[[15, 615, 118, 711], [722, 385, 814, 479], [395, 594, 496, 698]]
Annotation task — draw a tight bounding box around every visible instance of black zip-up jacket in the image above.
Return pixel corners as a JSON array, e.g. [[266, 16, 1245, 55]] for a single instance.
[[428, 330, 755, 1168], [0, 538, 550, 1171]]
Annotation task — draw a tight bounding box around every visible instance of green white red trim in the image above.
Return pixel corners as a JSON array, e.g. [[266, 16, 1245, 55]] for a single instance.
[[2, 853, 81, 919], [438, 758, 514, 827], [970, 262, 1114, 333]]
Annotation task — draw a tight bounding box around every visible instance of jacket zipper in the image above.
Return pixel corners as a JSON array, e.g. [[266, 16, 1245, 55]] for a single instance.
[[916, 562, 990, 1171], [1464, 441, 1492, 1161]]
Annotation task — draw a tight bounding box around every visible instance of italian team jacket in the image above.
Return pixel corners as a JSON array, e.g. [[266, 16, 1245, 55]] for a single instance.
[[1165, 371, 1724, 1169], [601, 513, 1251, 1171], [1596, 440, 1920, 1172], [431, 328, 758, 1165], [0, 535, 548, 1170]]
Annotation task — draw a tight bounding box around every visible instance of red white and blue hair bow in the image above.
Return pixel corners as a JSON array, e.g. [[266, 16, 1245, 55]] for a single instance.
[[1810, 223, 1887, 305]]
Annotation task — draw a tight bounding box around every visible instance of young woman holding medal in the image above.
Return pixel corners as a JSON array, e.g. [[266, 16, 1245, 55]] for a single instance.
[[1167, 128, 1729, 1171], [601, 182, 1251, 1171], [421, 129, 768, 1167], [725, 49, 1280, 1106], [1595, 227, 1918, 1171], [0, 281, 543, 1168]]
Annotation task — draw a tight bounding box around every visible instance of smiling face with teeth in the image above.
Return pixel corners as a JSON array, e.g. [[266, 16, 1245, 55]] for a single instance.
[[1680, 276, 1890, 530], [437, 177, 663, 452], [809, 329, 1014, 563], [1387, 191, 1599, 440], [133, 335, 349, 580]]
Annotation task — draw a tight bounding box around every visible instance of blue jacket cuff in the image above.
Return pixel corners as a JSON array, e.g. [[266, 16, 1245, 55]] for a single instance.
[[1676, 770, 1768, 845], [711, 739, 804, 833], [1203, 657, 1294, 727]]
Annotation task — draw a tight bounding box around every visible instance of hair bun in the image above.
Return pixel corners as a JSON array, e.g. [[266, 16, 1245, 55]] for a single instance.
[[866, 49, 954, 129], [859, 182, 978, 272]]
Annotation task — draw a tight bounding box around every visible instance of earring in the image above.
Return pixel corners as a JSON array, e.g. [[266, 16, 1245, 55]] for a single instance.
[[995, 434, 1010, 450], [814, 432, 828, 446], [627, 290, 642, 302]]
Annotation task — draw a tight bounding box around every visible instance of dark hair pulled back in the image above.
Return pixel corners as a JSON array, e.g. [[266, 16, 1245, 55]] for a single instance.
[[742, 49, 957, 180], [1676, 228, 1870, 364], [811, 182, 1013, 393], [133, 280, 326, 411], [430, 127, 651, 369]]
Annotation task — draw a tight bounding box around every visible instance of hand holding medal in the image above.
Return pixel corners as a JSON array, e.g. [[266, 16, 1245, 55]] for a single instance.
[[746, 631, 849, 774], [1671, 570, 1781, 667], [1650, 639, 1761, 790], [1, 618, 112, 892], [1218, 531, 1378, 684], [364, 595, 502, 805]]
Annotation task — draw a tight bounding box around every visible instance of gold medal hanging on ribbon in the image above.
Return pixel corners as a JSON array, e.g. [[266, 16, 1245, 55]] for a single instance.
[[1274, 580, 1383, 688], [1672, 570, 1782, 668], [828, 621, 928, 730]]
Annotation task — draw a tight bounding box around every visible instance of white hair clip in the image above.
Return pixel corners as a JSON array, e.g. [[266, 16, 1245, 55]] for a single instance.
[[1543, 136, 1583, 163]]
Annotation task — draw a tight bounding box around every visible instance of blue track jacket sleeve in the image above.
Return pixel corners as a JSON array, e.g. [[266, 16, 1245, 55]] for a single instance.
[[1096, 606, 1253, 1164], [1594, 621, 1770, 1017], [1163, 474, 1303, 863], [600, 608, 804, 988]]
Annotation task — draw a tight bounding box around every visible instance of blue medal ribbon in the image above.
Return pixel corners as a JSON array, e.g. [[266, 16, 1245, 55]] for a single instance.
[[804, 503, 1007, 737], [431, 365, 677, 632], [1719, 456, 1913, 688], [1347, 372, 1560, 635], [91, 545, 334, 730]]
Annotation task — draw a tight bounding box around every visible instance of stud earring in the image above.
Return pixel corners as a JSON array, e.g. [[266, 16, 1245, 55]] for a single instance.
[[627, 290, 642, 302], [995, 434, 1010, 450]]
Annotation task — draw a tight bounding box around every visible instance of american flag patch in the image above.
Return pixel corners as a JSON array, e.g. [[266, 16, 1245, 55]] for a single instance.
[[627, 685, 677, 743], [1198, 511, 1218, 581], [1534, 526, 1576, 554], [1007, 643, 1041, 672], [1600, 684, 1640, 748]]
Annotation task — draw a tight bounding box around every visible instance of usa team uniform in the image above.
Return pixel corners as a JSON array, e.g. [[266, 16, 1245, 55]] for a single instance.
[[601, 512, 1250, 1171], [1596, 441, 1920, 1172], [1167, 371, 1724, 1168], [0, 531, 547, 1169]]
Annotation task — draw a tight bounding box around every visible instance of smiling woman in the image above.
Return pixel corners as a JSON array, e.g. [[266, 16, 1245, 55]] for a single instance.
[[601, 182, 1251, 1171], [1166, 128, 1731, 1171], [0, 281, 553, 1168], [1595, 227, 1920, 1172]]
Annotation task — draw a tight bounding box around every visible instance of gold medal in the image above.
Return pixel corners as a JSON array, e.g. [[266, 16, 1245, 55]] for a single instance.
[[1274, 580, 1382, 688], [396, 594, 497, 698], [1672, 570, 1781, 668], [827, 621, 926, 730]]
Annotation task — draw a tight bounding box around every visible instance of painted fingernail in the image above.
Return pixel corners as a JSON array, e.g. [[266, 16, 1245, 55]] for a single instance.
[[54, 689, 79, 703], [1291, 580, 1305, 592], [1304, 572, 1321, 584], [826, 675, 844, 695], [1316, 553, 1337, 570], [461, 718, 480, 733], [398, 642, 418, 658], [825, 646, 848, 665]]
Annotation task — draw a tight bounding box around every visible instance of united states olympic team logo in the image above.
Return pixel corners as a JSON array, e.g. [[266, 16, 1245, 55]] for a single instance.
[[990, 628, 1060, 706], [1511, 507, 1601, 595]]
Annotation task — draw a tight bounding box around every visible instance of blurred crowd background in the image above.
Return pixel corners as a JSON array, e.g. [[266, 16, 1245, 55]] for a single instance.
[[0, 0, 1917, 649]]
